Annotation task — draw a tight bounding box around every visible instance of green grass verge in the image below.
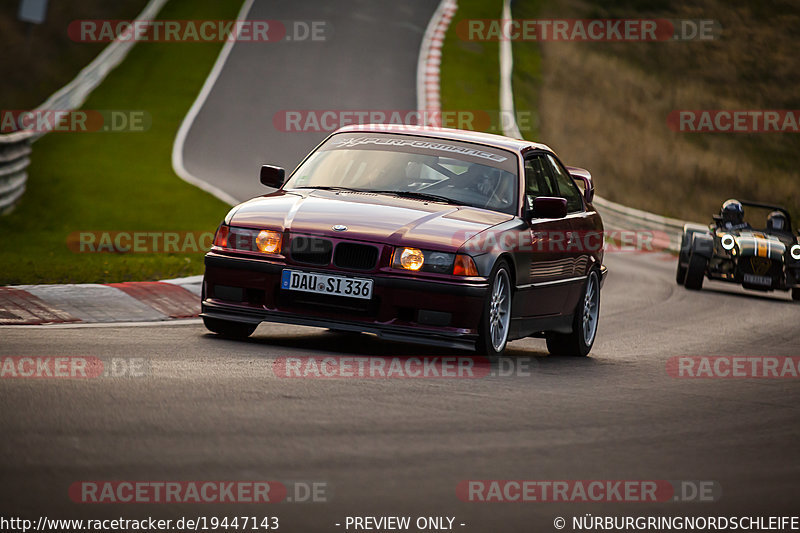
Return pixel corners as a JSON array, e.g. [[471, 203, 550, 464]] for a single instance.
[[0, 0, 241, 285], [439, 0, 543, 139], [439, 0, 502, 135]]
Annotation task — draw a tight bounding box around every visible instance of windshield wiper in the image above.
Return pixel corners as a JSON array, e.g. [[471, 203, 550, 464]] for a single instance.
[[371, 190, 464, 205]]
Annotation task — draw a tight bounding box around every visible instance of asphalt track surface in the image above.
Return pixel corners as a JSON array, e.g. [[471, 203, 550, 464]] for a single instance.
[[182, 0, 434, 202], [4, 0, 800, 531], [2, 253, 800, 531]]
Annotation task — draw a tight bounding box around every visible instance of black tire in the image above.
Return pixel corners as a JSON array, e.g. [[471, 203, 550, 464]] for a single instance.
[[683, 250, 706, 291], [203, 316, 257, 339], [476, 260, 512, 357], [676, 261, 687, 285], [676, 234, 689, 284], [792, 288, 800, 301], [546, 270, 600, 357]]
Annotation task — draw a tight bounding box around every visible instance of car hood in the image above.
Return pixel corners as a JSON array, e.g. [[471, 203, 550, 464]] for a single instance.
[[227, 189, 514, 250], [731, 231, 787, 260]]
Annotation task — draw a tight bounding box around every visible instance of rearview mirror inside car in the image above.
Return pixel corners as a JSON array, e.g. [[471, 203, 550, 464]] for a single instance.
[[260, 165, 285, 188], [530, 197, 568, 220]]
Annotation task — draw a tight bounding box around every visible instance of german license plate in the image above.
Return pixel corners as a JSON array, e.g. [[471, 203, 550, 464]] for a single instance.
[[281, 269, 373, 299], [743, 273, 771, 286]]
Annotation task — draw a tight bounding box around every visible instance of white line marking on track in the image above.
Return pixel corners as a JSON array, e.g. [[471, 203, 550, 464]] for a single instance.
[[499, 0, 523, 139], [171, 0, 257, 206]]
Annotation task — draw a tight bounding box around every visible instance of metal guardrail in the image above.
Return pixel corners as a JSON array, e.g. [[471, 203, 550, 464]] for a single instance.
[[0, 132, 32, 214], [592, 196, 691, 252], [0, 0, 169, 214]]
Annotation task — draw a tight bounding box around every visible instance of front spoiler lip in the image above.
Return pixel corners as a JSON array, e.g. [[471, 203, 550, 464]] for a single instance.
[[201, 301, 477, 351], [705, 255, 800, 291]]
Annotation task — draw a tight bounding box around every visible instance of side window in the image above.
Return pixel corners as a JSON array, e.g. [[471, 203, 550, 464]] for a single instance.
[[545, 154, 584, 213], [524, 156, 553, 210]]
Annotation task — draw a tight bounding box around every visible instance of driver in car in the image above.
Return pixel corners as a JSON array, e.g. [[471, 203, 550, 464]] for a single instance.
[[766, 211, 790, 234], [463, 164, 514, 209], [718, 199, 751, 231]]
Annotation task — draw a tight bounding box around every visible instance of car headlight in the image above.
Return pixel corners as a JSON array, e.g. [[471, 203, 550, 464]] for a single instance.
[[392, 248, 458, 274], [791, 244, 800, 261], [721, 234, 736, 251], [213, 224, 282, 254], [255, 230, 282, 254], [427, 251, 454, 273], [394, 247, 425, 271]]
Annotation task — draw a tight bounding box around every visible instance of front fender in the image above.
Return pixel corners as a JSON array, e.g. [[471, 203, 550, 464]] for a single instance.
[[681, 223, 710, 256], [691, 232, 715, 258], [460, 219, 527, 279]]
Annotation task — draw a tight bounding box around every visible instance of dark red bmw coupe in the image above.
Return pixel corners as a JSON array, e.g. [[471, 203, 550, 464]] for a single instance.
[[201, 125, 606, 356]]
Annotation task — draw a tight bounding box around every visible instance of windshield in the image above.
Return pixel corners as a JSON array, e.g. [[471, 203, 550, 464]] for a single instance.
[[284, 133, 519, 215]]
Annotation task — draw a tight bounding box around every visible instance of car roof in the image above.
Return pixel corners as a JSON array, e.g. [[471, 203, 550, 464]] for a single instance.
[[334, 124, 553, 154]]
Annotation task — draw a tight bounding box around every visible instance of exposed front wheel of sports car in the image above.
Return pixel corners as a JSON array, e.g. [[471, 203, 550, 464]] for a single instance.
[[684, 251, 707, 291], [546, 270, 600, 357], [676, 235, 689, 284], [676, 260, 687, 285], [203, 316, 257, 339], [476, 261, 512, 357]]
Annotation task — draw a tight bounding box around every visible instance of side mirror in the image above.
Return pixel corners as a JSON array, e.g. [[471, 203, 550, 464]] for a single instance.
[[529, 197, 567, 220], [566, 166, 594, 203], [260, 165, 285, 188]]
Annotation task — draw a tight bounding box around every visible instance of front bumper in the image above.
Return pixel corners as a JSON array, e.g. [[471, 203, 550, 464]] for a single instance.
[[201, 252, 489, 350], [707, 256, 800, 291]]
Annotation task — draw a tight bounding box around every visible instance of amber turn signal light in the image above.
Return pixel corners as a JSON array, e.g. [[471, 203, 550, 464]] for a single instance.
[[453, 254, 478, 276]]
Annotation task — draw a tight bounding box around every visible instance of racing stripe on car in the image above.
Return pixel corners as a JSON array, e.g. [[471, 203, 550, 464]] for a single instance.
[[756, 238, 768, 258]]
